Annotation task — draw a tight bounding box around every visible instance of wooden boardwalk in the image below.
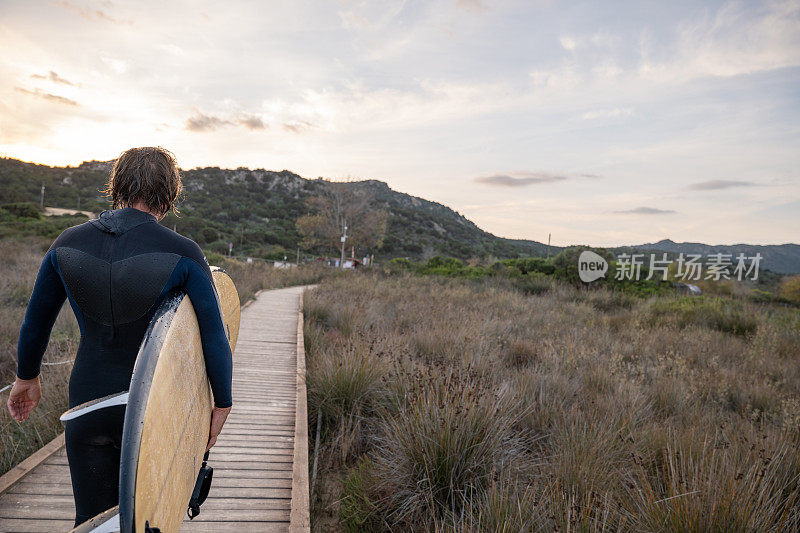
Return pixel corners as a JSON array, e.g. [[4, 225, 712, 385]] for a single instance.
[[0, 285, 312, 533]]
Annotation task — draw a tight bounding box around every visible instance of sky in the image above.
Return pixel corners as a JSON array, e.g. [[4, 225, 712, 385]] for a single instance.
[[0, 0, 798, 246]]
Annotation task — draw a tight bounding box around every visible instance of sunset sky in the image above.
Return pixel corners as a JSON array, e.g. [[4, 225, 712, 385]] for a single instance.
[[1, 0, 798, 246]]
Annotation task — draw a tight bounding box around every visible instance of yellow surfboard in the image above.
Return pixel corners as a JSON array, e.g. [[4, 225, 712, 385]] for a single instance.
[[119, 267, 239, 533]]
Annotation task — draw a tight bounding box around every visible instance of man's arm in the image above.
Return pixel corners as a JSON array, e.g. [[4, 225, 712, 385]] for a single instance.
[[181, 257, 233, 408], [9, 249, 67, 421], [16, 249, 67, 379]]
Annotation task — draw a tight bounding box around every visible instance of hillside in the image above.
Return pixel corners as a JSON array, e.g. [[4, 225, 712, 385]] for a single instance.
[[0, 157, 553, 261]]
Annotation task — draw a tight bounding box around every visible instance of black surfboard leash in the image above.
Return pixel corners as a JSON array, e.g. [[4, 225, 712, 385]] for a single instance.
[[187, 450, 214, 519]]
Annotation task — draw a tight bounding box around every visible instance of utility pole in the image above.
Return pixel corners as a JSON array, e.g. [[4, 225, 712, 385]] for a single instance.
[[240, 226, 244, 255], [40, 184, 45, 208], [547, 233, 551, 260], [296, 247, 300, 265], [340, 218, 347, 269]]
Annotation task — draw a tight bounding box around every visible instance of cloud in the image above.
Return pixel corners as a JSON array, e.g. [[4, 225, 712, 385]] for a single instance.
[[14, 87, 78, 106], [282, 120, 314, 133], [615, 207, 676, 215], [51, 1, 131, 24], [638, 0, 800, 82], [475, 171, 568, 187], [688, 179, 757, 190], [186, 112, 268, 132], [559, 36, 577, 51], [30, 70, 76, 86], [455, 0, 484, 13], [185, 113, 233, 132], [100, 55, 128, 74], [582, 107, 633, 120], [238, 115, 266, 130]]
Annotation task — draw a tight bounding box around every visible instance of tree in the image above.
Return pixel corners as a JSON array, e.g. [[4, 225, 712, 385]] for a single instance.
[[779, 275, 800, 304], [296, 180, 388, 257]]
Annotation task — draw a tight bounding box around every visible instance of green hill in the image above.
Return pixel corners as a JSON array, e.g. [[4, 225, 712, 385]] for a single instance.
[[0, 157, 554, 261]]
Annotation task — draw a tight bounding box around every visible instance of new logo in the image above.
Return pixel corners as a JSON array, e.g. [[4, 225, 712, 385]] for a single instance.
[[578, 250, 608, 282]]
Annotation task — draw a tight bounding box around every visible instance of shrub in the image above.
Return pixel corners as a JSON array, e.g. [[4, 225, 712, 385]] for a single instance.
[[204, 250, 226, 265], [779, 275, 800, 305], [624, 434, 800, 531], [1, 202, 40, 218], [307, 344, 386, 462], [199, 227, 219, 244], [372, 377, 521, 526], [649, 296, 758, 337], [502, 257, 555, 276], [474, 482, 543, 532], [340, 457, 382, 532], [513, 274, 553, 296]]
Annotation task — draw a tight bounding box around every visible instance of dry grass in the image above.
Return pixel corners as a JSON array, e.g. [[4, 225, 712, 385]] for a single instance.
[[304, 271, 800, 531], [0, 237, 77, 476], [0, 236, 341, 476]]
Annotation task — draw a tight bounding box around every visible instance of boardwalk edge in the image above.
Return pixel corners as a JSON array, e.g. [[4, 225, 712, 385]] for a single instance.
[[0, 432, 65, 496], [290, 289, 311, 532]]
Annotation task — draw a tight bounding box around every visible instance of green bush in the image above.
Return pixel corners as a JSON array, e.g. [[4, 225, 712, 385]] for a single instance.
[[649, 296, 758, 337], [1, 202, 40, 218], [513, 274, 553, 295], [779, 275, 800, 305], [204, 251, 226, 265], [340, 457, 381, 532], [502, 257, 555, 276], [199, 227, 219, 244]]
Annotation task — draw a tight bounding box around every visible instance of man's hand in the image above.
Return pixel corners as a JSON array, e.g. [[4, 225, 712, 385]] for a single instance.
[[206, 405, 232, 451], [7, 376, 42, 422]]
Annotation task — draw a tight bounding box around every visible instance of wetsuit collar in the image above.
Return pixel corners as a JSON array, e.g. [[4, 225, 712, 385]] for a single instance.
[[90, 207, 158, 235]]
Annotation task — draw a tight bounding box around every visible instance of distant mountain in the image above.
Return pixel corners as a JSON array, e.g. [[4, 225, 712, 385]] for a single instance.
[[625, 239, 800, 275]]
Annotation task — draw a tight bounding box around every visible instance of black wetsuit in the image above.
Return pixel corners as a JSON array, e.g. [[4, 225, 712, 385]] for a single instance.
[[15, 207, 233, 526]]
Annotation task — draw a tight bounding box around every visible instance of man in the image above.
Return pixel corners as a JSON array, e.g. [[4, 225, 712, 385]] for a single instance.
[[6, 146, 233, 526]]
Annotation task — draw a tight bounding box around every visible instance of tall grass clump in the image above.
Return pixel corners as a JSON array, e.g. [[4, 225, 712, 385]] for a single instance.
[[307, 342, 387, 463], [625, 430, 800, 531], [649, 296, 759, 337], [368, 372, 524, 527]]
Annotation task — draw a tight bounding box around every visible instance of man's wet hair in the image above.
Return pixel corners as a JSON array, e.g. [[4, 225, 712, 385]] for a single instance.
[[102, 146, 183, 216]]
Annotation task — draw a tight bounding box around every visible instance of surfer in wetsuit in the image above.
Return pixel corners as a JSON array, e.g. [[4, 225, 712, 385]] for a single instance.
[[6, 146, 234, 527]]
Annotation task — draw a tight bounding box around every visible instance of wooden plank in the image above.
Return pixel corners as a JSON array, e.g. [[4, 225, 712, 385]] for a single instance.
[[0, 433, 65, 497], [180, 521, 289, 532], [0, 505, 75, 520], [205, 462, 293, 471], [186, 509, 290, 521], [6, 483, 291, 500], [195, 498, 291, 510], [0, 518, 75, 532], [205, 469, 293, 480]]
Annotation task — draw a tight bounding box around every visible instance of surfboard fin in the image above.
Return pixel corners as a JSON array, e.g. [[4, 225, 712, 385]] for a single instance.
[[68, 505, 119, 533], [60, 391, 129, 422]]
